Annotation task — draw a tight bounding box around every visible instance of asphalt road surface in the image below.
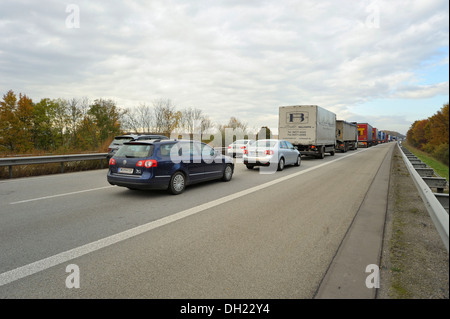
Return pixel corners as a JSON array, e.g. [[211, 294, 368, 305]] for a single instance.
[[0, 143, 395, 298]]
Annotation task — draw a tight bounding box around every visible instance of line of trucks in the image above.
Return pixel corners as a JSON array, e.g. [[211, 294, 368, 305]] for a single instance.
[[278, 105, 395, 159]]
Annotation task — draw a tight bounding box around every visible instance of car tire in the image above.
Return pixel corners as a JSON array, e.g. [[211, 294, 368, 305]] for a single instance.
[[168, 171, 186, 195], [222, 164, 233, 182], [246, 164, 254, 170], [277, 157, 285, 171], [294, 155, 301, 166]]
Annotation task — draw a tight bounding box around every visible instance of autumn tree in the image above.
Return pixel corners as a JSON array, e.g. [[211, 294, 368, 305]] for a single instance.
[[122, 103, 155, 134], [257, 126, 273, 139], [407, 103, 449, 165], [0, 90, 18, 151], [0, 90, 34, 152], [33, 98, 62, 150], [87, 99, 123, 145], [407, 119, 429, 148], [153, 99, 181, 135]]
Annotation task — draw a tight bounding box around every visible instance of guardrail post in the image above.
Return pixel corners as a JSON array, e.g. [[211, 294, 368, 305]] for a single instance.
[[61, 162, 64, 173], [9, 165, 12, 179]]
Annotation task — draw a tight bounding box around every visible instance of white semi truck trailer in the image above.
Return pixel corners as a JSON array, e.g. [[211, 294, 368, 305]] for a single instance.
[[278, 105, 336, 159]]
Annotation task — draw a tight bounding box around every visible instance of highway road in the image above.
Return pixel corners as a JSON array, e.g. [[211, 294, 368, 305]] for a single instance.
[[0, 143, 395, 298]]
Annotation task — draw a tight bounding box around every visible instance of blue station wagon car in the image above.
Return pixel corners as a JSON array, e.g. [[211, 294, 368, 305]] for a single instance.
[[107, 139, 234, 194]]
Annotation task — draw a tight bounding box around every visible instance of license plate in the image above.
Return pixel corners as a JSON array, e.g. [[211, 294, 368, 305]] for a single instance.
[[118, 167, 134, 174], [257, 152, 266, 156]]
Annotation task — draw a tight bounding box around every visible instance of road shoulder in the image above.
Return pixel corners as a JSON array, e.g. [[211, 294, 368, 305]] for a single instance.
[[314, 144, 394, 298], [377, 145, 449, 299]]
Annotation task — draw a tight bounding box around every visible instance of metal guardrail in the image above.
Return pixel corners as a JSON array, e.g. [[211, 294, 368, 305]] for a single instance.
[[1, 147, 228, 179], [397, 143, 449, 252], [0, 153, 108, 179]]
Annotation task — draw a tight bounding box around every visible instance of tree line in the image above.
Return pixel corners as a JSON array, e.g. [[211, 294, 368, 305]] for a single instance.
[[0, 90, 253, 154], [406, 103, 449, 166]]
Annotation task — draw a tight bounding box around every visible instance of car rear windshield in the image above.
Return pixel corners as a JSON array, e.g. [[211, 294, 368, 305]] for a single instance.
[[254, 141, 276, 148], [234, 140, 251, 144], [114, 144, 154, 158]]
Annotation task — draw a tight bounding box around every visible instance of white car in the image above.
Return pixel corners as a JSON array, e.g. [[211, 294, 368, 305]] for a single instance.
[[243, 139, 301, 171], [227, 139, 255, 157]]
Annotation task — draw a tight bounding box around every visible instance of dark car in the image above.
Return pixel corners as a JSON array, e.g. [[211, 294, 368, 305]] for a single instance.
[[134, 135, 169, 141], [106, 134, 139, 160], [107, 139, 234, 194]]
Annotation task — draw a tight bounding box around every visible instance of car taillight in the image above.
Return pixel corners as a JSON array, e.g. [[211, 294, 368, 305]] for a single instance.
[[244, 150, 248, 155], [228, 146, 231, 149], [108, 148, 112, 152], [137, 160, 157, 168], [109, 158, 115, 165], [145, 160, 157, 168], [265, 150, 274, 155], [240, 146, 246, 149]]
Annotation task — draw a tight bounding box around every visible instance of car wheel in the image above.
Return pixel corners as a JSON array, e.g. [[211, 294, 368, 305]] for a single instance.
[[222, 164, 233, 182], [246, 164, 254, 169], [277, 157, 285, 171], [294, 155, 301, 166], [168, 171, 186, 195]]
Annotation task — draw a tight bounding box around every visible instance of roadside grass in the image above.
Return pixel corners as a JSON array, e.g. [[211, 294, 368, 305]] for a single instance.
[[402, 142, 449, 182]]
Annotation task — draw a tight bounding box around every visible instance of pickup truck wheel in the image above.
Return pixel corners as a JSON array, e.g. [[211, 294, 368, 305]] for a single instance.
[[277, 157, 285, 171]]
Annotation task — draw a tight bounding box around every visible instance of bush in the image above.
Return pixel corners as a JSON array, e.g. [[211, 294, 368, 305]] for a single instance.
[[432, 144, 449, 166], [422, 143, 435, 154]]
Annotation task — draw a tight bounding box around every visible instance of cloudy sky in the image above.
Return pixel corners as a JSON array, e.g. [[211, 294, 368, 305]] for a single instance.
[[1, 0, 448, 135]]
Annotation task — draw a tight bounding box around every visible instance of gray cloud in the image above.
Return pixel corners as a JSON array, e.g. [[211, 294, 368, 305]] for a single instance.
[[0, 0, 448, 133]]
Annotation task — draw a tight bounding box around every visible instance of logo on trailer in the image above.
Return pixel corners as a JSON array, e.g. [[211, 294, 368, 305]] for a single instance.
[[287, 112, 309, 124]]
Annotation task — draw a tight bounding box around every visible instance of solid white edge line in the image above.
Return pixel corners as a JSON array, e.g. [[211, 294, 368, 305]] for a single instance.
[[0, 147, 372, 287], [9, 186, 115, 205]]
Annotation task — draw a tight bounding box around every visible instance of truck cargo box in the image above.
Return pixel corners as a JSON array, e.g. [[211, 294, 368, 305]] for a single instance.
[[372, 127, 379, 145], [279, 105, 336, 158], [279, 105, 336, 145], [357, 123, 373, 147], [336, 120, 358, 152]]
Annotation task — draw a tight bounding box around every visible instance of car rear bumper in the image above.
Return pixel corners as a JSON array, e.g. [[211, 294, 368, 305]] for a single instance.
[[107, 172, 170, 190], [243, 156, 276, 166]]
